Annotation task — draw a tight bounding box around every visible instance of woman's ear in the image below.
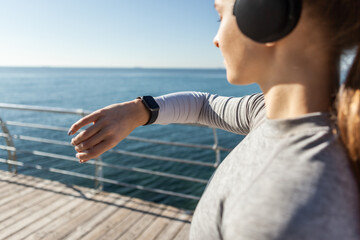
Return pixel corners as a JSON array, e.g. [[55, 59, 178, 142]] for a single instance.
[[265, 42, 276, 47]]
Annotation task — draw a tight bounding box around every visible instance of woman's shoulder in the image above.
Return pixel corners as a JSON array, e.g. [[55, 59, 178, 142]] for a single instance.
[[244, 93, 266, 131]]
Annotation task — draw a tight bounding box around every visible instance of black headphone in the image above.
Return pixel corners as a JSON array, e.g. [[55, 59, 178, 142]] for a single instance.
[[233, 0, 302, 43]]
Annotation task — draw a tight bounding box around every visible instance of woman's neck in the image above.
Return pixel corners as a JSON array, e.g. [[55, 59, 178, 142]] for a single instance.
[[260, 49, 338, 120], [263, 83, 332, 119], [255, 7, 342, 120]]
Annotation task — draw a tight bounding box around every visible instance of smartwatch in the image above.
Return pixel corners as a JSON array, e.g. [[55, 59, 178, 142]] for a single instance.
[[137, 96, 160, 125]]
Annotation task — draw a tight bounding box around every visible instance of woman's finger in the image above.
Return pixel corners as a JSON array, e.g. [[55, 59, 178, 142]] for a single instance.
[[76, 139, 114, 162], [71, 119, 105, 146], [68, 110, 102, 136], [74, 127, 111, 152]]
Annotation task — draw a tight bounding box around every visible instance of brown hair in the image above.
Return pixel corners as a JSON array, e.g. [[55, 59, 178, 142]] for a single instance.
[[304, 0, 360, 184], [338, 49, 360, 183]]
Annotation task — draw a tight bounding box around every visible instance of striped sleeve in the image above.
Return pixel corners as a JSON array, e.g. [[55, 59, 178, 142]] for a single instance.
[[154, 91, 265, 135]]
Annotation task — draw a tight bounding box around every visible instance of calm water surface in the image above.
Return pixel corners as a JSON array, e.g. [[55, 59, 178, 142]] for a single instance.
[[0, 67, 261, 209]]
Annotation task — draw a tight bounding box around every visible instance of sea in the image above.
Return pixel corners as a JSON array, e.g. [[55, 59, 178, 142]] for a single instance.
[[0, 67, 261, 210]]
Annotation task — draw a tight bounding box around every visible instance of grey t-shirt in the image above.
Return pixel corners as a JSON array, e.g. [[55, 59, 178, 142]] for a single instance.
[[154, 92, 360, 240]]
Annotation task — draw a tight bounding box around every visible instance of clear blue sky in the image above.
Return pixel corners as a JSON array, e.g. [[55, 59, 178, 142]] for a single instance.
[[0, 0, 224, 68]]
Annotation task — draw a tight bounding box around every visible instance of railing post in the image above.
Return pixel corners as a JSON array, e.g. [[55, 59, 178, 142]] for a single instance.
[[0, 117, 17, 173], [94, 156, 103, 191], [212, 128, 221, 168]]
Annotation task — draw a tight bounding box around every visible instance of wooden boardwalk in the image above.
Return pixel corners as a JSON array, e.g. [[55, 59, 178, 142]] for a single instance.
[[0, 170, 192, 240]]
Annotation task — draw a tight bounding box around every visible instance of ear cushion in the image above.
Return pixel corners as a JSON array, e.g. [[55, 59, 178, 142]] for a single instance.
[[233, 0, 302, 43]]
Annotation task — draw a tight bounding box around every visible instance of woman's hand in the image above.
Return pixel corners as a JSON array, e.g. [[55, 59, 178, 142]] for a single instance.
[[68, 99, 150, 163]]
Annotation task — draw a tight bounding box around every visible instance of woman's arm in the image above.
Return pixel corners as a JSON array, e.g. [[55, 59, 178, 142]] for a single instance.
[[68, 91, 265, 162], [155, 91, 265, 135]]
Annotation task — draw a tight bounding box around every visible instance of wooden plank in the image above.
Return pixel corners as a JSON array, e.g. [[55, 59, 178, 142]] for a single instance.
[[0, 177, 53, 215], [173, 222, 191, 240], [26, 191, 97, 239], [0, 193, 67, 239], [0, 176, 56, 221], [0, 171, 18, 181], [155, 212, 192, 240], [14, 184, 98, 240], [0, 173, 21, 187], [35, 192, 109, 240], [0, 175, 12, 183], [0, 175, 44, 203], [0, 189, 56, 232], [0, 172, 42, 186], [98, 198, 154, 240], [0, 173, 47, 191], [0, 170, 195, 240], [7, 194, 84, 240], [62, 193, 130, 240], [0, 174, 27, 189], [2, 173, 67, 194], [118, 202, 168, 240], [0, 179, 31, 198], [2, 177, 95, 239], [2, 173, 95, 201], [80, 197, 137, 240], [0, 178, 13, 187], [0, 176, 87, 236], [136, 206, 184, 240]]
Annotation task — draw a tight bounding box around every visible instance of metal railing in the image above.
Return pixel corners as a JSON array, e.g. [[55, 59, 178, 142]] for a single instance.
[[0, 103, 232, 202]]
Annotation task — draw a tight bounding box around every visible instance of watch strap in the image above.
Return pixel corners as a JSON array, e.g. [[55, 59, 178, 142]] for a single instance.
[[137, 96, 159, 125]]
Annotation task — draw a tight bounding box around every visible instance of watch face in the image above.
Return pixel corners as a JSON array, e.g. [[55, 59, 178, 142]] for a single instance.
[[143, 96, 160, 110]]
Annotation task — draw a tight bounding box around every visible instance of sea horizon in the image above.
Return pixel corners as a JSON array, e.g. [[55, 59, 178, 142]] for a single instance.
[[0, 66, 227, 71]]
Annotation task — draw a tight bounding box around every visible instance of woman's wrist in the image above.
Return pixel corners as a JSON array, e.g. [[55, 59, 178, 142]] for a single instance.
[[133, 98, 151, 127]]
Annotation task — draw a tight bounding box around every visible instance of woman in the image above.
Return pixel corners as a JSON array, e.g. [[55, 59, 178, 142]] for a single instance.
[[68, 0, 360, 239]]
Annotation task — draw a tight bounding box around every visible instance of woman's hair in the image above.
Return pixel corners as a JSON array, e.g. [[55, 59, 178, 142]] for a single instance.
[[305, 0, 360, 184], [338, 51, 360, 184]]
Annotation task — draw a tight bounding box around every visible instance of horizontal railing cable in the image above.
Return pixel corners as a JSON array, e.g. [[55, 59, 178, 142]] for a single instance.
[[0, 158, 200, 200], [5, 121, 232, 152], [0, 133, 216, 167], [12, 135, 72, 147], [126, 135, 232, 152], [110, 149, 215, 167], [0, 103, 90, 116], [1, 133, 216, 167], [0, 144, 208, 184], [0, 103, 234, 203], [6, 121, 69, 132]]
